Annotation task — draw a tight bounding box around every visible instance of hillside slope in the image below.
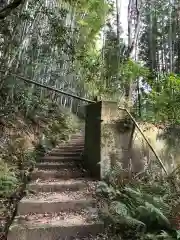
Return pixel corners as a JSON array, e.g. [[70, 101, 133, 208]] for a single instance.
[[0, 100, 83, 238]]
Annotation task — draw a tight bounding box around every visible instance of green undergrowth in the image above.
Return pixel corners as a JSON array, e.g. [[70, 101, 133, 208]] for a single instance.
[[96, 165, 180, 240], [0, 100, 82, 238]]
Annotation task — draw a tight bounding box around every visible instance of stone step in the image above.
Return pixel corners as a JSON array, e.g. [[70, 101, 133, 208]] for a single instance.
[[18, 191, 95, 215], [52, 141, 83, 145], [29, 179, 96, 192], [58, 142, 84, 146], [36, 162, 77, 170], [72, 235, 106, 240], [55, 142, 84, 147], [40, 155, 81, 162], [63, 144, 84, 148], [71, 135, 84, 139], [69, 138, 84, 142], [31, 169, 86, 181], [8, 210, 103, 240], [53, 145, 84, 150], [49, 151, 83, 157], [51, 149, 84, 154], [70, 134, 84, 138]]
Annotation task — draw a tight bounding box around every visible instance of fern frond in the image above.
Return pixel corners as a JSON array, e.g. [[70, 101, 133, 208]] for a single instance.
[[119, 215, 146, 230], [124, 187, 145, 207], [96, 181, 116, 200], [140, 202, 170, 228], [143, 194, 169, 214], [109, 201, 129, 217]]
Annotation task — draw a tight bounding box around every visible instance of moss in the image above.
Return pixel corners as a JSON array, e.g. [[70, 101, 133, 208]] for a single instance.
[[101, 124, 115, 148]]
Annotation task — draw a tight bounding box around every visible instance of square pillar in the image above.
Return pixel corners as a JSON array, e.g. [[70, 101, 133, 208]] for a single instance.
[[84, 101, 122, 179]]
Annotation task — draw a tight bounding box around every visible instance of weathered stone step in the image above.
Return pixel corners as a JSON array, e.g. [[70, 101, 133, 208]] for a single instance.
[[36, 161, 77, 170], [71, 135, 84, 138], [57, 142, 84, 146], [31, 169, 86, 181], [54, 145, 83, 148], [55, 142, 84, 145], [18, 191, 95, 215], [73, 235, 106, 240], [50, 149, 84, 155], [40, 155, 81, 162], [53, 145, 84, 150], [29, 179, 96, 192], [49, 151, 83, 156], [8, 210, 103, 240], [68, 138, 84, 142]]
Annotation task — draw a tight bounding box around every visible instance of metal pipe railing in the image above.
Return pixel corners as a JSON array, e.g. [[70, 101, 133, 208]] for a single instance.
[[1, 70, 167, 174], [119, 107, 168, 175], [0, 70, 95, 104]]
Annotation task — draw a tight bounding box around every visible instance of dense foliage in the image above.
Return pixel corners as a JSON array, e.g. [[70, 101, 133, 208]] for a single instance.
[[1, 0, 180, 239], [97, 165, 180, 239], [0, 0, 180, 122]]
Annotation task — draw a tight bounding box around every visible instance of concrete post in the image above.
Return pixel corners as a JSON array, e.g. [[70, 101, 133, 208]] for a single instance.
[[84, 101, 121, 179]]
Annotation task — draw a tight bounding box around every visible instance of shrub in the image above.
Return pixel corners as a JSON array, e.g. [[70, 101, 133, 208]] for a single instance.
[[97, 165, 180, 239]]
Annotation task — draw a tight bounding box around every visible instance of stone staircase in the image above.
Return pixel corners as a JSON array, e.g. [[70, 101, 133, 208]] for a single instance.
[[8, 134, 104, 240]]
